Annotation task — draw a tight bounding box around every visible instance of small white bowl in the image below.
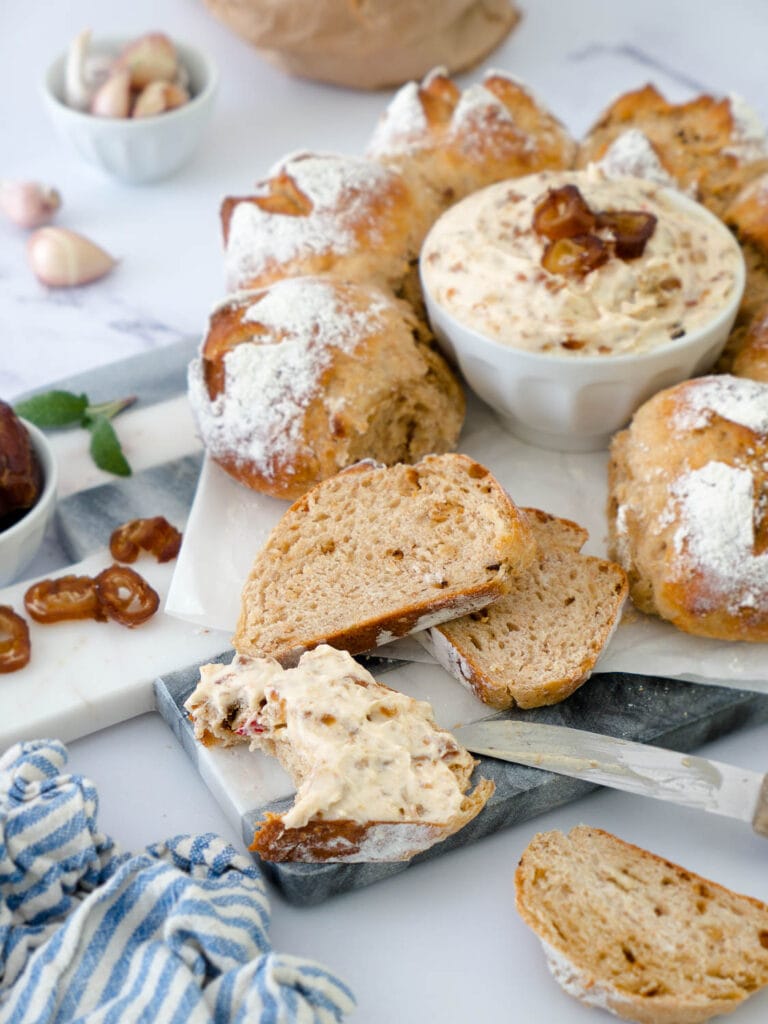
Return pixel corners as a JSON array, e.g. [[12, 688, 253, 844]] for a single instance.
[[0, 421, 58, 587], [42, 37, 218, 184], [422, 196, 746, 452]]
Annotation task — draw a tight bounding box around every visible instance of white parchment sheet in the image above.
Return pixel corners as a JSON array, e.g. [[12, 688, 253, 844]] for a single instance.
[[167, 396, 768, 694]]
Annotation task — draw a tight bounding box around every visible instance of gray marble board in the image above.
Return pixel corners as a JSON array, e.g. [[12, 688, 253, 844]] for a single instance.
[[47, 340, 768, 905]]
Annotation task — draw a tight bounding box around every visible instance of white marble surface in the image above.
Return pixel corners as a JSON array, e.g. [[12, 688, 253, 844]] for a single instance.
[[4, 2, 768, 1022]]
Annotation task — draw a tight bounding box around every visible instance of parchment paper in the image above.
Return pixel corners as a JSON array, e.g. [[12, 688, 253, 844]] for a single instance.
[[166, 395, 768, 694]]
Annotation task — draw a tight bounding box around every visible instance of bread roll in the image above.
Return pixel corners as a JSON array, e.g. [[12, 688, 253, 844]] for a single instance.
[[608, 375, 768, 642], [221, 151, 439, 292], [367, 67, 576, 206], [188, 276, 465, 500]]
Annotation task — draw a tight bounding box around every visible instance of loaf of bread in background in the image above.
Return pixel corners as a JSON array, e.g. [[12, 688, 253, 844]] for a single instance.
[[420, 508, 627, 709], [188, 277, 465, 500], [515, 825, 768, 1024], [608, 374, 768, 642], [185, 644, 494, 862], [234, 452, 536, 665]]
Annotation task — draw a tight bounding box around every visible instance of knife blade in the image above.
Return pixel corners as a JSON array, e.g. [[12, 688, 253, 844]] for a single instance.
[[453, 719, 768, 836]]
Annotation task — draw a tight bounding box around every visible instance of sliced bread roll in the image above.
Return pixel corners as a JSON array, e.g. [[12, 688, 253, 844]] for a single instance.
[[515, 826, 768, 1024], [184, 645, 494, 862], [233, 453, 536, 666], [419, 508, 628, 709]]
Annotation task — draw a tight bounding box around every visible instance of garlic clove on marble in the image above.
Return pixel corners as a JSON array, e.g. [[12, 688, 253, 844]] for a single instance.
[[28, 227, 116, 287], [90, 69, 131, 118], [0, 181, 62, 229], [132, 81, 189, 118], [64, 28, 95, 111], [116, 33, 178, 89]]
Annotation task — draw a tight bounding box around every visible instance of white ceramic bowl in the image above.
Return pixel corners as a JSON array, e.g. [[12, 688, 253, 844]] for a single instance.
[[42, 37, 218, 184], [422, 193, 746, 452], [0, 421, 58, 587]]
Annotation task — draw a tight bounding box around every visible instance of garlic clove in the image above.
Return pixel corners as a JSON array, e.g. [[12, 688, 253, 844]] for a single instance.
[[90, 69, 131, 118], [28, 227, 116, 287], [132, 81, 189, 118], [0, 181, 62, 229], [116, 33, 178, 89], [64, 28, 94, 111]]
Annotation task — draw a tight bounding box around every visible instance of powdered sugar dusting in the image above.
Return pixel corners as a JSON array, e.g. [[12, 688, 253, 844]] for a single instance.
[[367, 82, 430, 156], [669, 461, 767, 613], [597, 129, 685, 192], [224, 152, 398, 289], [188, 278, 389, 479], [672, 376, 768, 435], [453, 82, 514, 132], [725, 94, 768, 162]]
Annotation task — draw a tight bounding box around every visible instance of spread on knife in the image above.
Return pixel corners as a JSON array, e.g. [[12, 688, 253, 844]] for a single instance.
[[421, 167, 743, 356]]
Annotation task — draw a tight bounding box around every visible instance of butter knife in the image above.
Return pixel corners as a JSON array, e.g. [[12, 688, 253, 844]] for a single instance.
[[453, 720, 768, 836]]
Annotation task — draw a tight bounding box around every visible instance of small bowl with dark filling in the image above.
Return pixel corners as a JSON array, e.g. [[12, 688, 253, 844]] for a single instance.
[[0, 403, 58, 586], [420, 167, 745, 450]]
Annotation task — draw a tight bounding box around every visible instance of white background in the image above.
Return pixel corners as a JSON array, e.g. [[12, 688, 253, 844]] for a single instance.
[[3, 2, 768, 1022]]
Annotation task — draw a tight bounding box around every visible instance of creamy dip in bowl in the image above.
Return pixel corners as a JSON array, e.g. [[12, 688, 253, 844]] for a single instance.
[[420, 168, 745, 450]]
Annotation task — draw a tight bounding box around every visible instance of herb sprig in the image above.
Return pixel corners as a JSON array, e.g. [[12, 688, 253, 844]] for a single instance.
[[15, 389, 136, 477]]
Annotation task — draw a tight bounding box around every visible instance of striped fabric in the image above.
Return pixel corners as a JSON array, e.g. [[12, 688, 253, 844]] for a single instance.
[[0, 740, 355, 1023]]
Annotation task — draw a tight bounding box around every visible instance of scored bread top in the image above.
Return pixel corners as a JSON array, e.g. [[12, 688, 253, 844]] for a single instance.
[[515, 826, 768, 1024], [367, 67, 576, 205], [578, 85, 768, 218], [233, 453, 536, 665], [422, 508, 628, 709], [184, 645, 494, 863], [221, 151, 439, 292]]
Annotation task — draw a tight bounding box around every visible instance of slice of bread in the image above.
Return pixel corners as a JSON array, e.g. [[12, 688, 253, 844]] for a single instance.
[[184, 645, 494, 862], [233, 453, 536, 666], [515, 826, 768, 1024], [419, 508, 628, 709]]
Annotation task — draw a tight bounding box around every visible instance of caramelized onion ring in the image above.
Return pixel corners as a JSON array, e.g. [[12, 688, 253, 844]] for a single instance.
[[96, 564, 159, 627], [0, 606, 31, 673], [24, 575, 105, 623], [109, 516, 182, 564]]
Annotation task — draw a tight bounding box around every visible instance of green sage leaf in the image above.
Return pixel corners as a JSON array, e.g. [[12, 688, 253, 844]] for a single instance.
[[15, 390, 88, 428], [88, 416, 132, 477]]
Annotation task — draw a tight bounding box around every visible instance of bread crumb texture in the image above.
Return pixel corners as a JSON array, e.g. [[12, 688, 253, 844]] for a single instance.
[[515, 826, 768, 1024], [426, 507, 627, 709], [233, 452, 536, 664]]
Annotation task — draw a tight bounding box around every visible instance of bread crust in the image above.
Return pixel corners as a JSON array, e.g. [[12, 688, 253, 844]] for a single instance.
[[250, 780, 494, 862], [607, 375, 768, 641], [515, 826, 768, 1024], [188, 278, 465, 500]]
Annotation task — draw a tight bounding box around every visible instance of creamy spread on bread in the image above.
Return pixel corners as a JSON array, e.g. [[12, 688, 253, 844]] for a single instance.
[[421, 167, 742, 356], [185, 645, 476, 829]]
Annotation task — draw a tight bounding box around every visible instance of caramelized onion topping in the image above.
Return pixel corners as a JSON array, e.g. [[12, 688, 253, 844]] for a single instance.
[[0, 605, 30, 673], [25, 575, 105, 624], [110, 516, 182, 564]]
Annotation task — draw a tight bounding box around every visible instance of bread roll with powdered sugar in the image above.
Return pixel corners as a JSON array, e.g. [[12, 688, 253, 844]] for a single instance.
[[608, 374, 768, 641]]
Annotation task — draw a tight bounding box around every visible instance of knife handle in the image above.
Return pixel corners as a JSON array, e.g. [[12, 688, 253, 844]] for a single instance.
[[753, 776, 768, 838]]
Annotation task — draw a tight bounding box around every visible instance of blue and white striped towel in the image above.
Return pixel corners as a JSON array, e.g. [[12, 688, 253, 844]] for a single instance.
[[0, 740, 355, 1023]]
